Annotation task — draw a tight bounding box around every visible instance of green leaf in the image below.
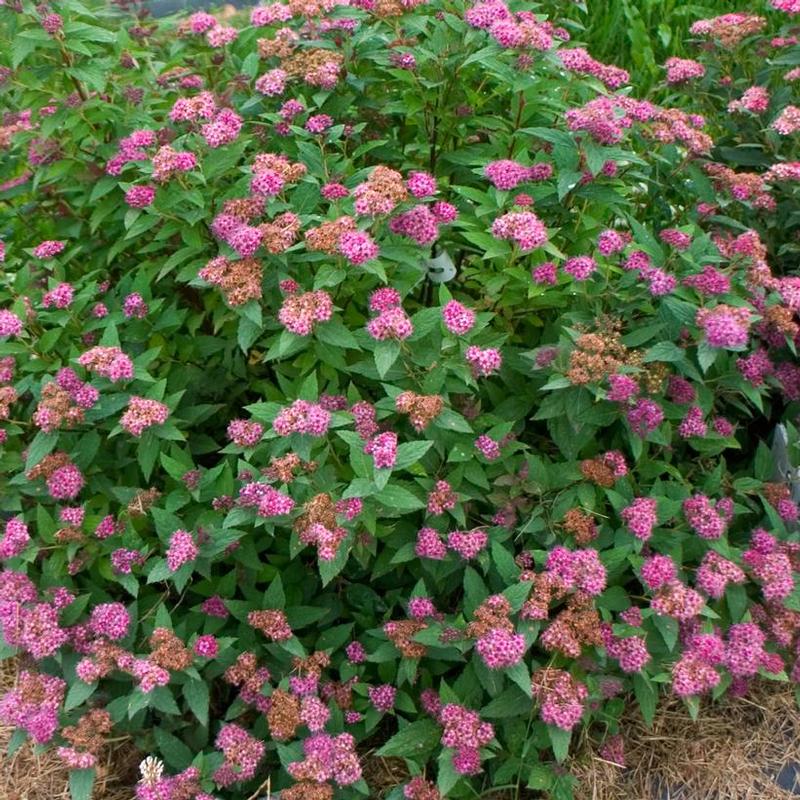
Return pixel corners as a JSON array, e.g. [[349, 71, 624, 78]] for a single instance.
[[547, 725, 572, 763], [374, 339, 401, 378], [137, 431, 160, 480], [644, 342, 685, 363], [183, 679, 209, 728], [633, 673, 657, 727], [376, 718, 441, 762], [316, 320, 359, 349], [25, 430, 59, 471], [154, 726, 194, 770], [697, 341, 718, 373], [653, 614, 679, 652], [463, 567, 488, 616], [373, 484, 425, 511], [506, 660, 532, 697], [65, 680, 96, 712], [319, 532, 353, 586], [394, 440, 433, 470], [69, 769, 95, 800], [482, 685, 530, 718], [437, 748, 461, 796], [264, 574, 286, 609]]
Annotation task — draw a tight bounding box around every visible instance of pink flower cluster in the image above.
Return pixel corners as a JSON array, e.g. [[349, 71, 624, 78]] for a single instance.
[[491, 210, 547, 251], [0, 310, 23, 338], [125, 185, 156, 208], [682, 494, 729, 540], [287, 732, 362, 786], [484, 160, 552, 190], [0, 517, 30, 560], [696, 305, 751, 348], [664, 57, 706, 84], [532, 669, 588, 730], [366, 306, 414, 340], [621, 497, 658, 541], [427, 480, 458, 515], [89, 602, 130, 640], [476, 627, 526, 669], [0, 670, 65, 743], [465, 346, 502, 377], [364, 431, 398, 468], [600, 623, 651, 673], [279, 290, 334, 335], [447, 529, 489, 559], [545, 546, 607, 596], [227, 419, 264, 447], [743, 529, 794, 600], [77, 346, 134, 382], [728, 86, 769, 114], [32, 240, 65, 259], [274, 399, 331, 437], [213, 723, 265, 786], [558, 47, 629, 89], [47, 463, 85, 500], [238, 482, 296, 517], [120, 396, 169, 436], [166, 529, 198, 571], [42, 283, 74, 310], [626, 398, 664, 437], [438, 702, 495, 775], [695, 551, 746, 599]]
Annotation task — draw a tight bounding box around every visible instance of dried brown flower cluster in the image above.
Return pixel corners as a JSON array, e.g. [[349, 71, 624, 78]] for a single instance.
[[520, 571, 567, 621], [395, 391, 444, 431], [642, 362, 669, 394], [281, 49, 343, 87], [248, 608, 293, 640], [293, 651, 331, 676], [127, 487, 162, 516], [562, 508, 598, 545], [55, 526, 85, 543], [33, 382, 85, 430], [267, 689, 301, 741], [149, 627, 192, 671], [540, 593, 603, 657], [25, 451, 70, 480], [282, 782, 334, 800], [295, 493, 338, 537], [321, 677, 356, 710], [466, 595, 513, 638], [384, 620, 427, 658], [763, 305, 799, 339], [764, 482, 792, 508], [265, 452, 317, 483], [253, 152, 307, 185], [304, 216, 356, 253], [354, 166, 407, 214], [580, 457, 617, 488], [199, 256, 263, 306], [257, 29, 299, 59], [0, 385, 18, 419], [567, 322, 640, 385], [62, 708, 113, 754], [259, 212, 302, 254], [222, 196, 265, 222]]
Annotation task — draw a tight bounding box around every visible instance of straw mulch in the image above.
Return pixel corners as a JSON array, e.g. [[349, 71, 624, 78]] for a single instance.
[[0, 658, 139, 800], [571, 681, 800, 800]]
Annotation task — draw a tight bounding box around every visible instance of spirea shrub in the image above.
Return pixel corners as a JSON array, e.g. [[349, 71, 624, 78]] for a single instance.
[[2, 1, 800, 798]]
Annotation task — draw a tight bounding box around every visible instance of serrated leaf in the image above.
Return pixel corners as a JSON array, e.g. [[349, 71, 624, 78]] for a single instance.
[[183, 679, 209, 728], [376, 718, 441, 762], [69, 769, 95, 800]]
